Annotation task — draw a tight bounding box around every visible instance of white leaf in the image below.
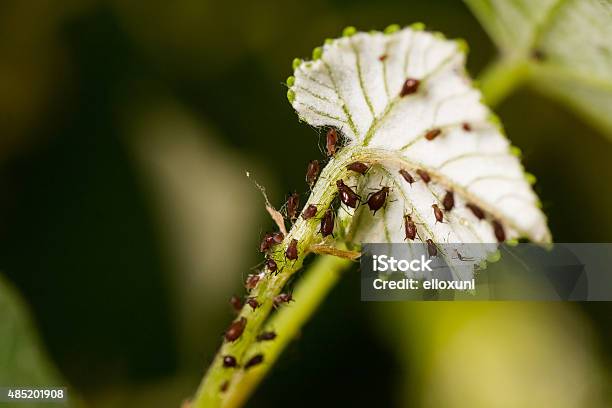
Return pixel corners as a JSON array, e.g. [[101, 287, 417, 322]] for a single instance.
[[287, 26, 550, 277]]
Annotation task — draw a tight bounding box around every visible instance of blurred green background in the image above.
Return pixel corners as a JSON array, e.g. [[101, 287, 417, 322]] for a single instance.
[[0, 0, 610, 407]]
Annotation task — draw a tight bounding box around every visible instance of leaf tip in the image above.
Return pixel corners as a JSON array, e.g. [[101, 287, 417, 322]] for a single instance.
[[286, 75, 295, 87], [384, 24, 401, 34], [409, 22, 426, 31], [342, 26, 357, 37], [455, 38, 469, 54], [324, 38, 334, 45], [524, 172, 537, 185], [509, 145, 522, 158], [487, 112, 504, 131], [487, 250, 501, 263], [312, 46, 323, 60], [432, 31, 446, 40], [287, 89, 296, 103], [292, 58, 302, 70]]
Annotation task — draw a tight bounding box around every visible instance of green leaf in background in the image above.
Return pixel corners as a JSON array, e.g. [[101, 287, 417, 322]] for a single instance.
[[0, 274, 71, 407], [466, 0, 612, 137], [376, 302, 608, 408]]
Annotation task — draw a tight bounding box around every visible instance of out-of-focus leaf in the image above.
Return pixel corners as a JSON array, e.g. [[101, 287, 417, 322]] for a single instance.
[[128, 101, 264, 366], [465, 0, 612, 136], [376, 302, 607, 408], [0, 274, 69, 406]]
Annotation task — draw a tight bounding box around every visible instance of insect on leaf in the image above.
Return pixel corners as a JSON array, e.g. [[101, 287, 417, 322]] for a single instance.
[[287, 25, 550, 276]]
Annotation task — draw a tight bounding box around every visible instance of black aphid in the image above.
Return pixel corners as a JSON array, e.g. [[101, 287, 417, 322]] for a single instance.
[[320, 208, 335, 237], [229, 295, 242, 312], [285, 239, 298, 261], [416, 169, 431, 183], [466, 203, 485, 220], [306, 160, 320, 187], [274, 293, 293, 307], [302, 204, 318, 220], [257, 331, 277, 341], [432, 204, 444, 223], [225, 317, 247, 342], [265, 258, 277, 273], [246, 297, 259, 310], [425, 128, 441, 141], [245, 274, 260, 290], [326, 128, 338, 156], [223, 355, 237, 368], [442, 191, 454, 211], [400, 78, 420, 97], [347, 161, 369, 175], [287, 192, 300, 221], [404, 214, 417, 241], [244, 354, 264, 369], [366, 186, 390, 214], [426, 239, 437, 257], [399, 169, 415, 184], [492, 220, 505, 242], [336, 179, 360, 208]]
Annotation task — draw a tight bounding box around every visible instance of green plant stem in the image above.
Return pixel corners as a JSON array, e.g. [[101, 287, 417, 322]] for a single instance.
[[478, 56, 530, 107], [191, 148, 357, 408], [222, 254, 353, 408]]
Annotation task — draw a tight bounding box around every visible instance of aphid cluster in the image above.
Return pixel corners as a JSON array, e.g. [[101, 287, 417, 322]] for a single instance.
[[396, 167, 506, 245], [219, 95, 509, 393]]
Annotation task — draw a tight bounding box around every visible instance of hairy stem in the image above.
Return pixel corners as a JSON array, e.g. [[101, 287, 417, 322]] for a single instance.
[[478, 56, 530, 107], [191, 148, 357, 407], [222, 254, 353, 408]]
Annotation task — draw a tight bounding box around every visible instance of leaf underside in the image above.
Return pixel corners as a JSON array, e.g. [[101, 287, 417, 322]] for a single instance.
[[288, 26, 550, 275]]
